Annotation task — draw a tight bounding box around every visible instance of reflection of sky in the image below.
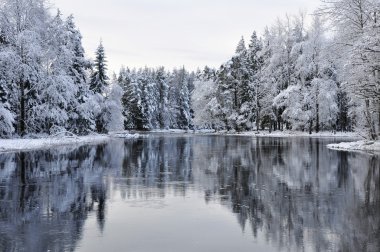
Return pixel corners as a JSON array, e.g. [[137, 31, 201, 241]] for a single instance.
[[78, 191, 274, 252], [52, 0, 320, 72]]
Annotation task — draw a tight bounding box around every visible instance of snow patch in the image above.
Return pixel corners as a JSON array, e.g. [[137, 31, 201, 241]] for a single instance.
[[0, 134, 110, 153], [198, 130, 358, 138], [109, 131, 141, 139], [327, 140, 380, 152]]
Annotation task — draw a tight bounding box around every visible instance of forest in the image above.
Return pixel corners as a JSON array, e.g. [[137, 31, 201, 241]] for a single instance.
[[0, 0, 379, 139]]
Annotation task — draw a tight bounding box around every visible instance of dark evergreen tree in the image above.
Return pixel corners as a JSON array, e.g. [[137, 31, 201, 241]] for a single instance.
[[177, 68, 191, 129], [90, 42, 109, 94], [90, 42, 109, 133], [155, 67, 169, 129]]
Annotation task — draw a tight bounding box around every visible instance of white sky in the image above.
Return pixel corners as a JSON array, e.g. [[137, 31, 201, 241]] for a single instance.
[[52, 0, 321, 73]]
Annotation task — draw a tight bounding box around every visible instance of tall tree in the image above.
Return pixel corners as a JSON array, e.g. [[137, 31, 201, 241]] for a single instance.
[[65, 15, 94, 135], [156, 67, 169, 129], [91, 42, 109, 94], [177, 68, 192, 130], [247, 31, 264, 131], [90, 42, 109, 133]]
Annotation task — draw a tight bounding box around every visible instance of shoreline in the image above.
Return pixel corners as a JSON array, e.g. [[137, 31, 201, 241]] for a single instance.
[[151, 129, 358, 138], [0, 130, 362, 154]]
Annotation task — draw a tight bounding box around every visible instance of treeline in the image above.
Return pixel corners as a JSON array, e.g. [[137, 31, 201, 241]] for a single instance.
[[0, 0, 122, 138], [117, 67, 195, 130], [193, 0, 380, 139], [0, 0, 379, 140]]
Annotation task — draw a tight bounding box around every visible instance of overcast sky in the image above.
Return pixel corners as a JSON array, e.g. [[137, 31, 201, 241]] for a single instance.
[[53, 0, 321, 73]]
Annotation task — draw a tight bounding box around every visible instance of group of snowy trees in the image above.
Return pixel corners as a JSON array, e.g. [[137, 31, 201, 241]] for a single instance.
[[117, 67, 194, 130], [193, 0, 380, 139], [0, 0, 123, 137], [194, 17, 345, 133], [0, 0, 378, 139]]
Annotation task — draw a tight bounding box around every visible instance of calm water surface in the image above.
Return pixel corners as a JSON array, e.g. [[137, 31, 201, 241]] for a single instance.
[[0, 135, 379, 252]]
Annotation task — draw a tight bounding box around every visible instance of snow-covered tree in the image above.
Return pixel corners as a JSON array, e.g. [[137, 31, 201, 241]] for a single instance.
[[247, 31, 266, 130], [192, 78, 222, 129], [91, 42, 109, 94], [319, 0, 380, 138], [91, 42, 109, 133], [177, 68, 192, 129], [65, 15, 94, 135], [0, 100, 14, 137], [104, 80, 124, 132], [0, 1, 98, 137], [156, 67, 169, 129]]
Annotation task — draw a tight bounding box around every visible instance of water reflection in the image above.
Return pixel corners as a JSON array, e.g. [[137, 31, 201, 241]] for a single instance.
[[0, 135, 379, 252]]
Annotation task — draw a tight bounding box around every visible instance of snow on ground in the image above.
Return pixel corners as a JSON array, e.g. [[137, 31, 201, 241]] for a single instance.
[[0, 134, 111, 153], [0, 131, 150, 153], [193, 130, 357, 138], [0, 130, 359, 153], [236, 130, 357, 138], [109, 131, 141, 139], [150, 129, 190, 133], [327, 140, 380, 152], [152, 129, 357, 138]]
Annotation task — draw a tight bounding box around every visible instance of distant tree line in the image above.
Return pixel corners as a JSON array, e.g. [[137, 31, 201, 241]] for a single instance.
[[116, 67, 194, 130]]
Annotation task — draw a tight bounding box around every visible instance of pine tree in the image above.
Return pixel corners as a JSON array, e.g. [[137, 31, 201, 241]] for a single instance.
[[118, 67, 133, 129], [91, 41, 109, 133], [246, 31, 264, 131], [156, 67, 169, 129], [177, 68, 191, 129], [65, 15, 94, 135], [91, 42, 109, 94]]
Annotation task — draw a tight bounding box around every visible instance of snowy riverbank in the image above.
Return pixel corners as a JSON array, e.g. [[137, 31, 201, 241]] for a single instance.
[[0, 132, 146, 153], [327, 140, 380, 152], [0, 130, 359, 153], [151, 129, 358, 138], [0, 134, 111, 153], [220, 130, 357, 138]]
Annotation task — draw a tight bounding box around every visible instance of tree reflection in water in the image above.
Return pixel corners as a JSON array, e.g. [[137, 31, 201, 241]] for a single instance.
[[0, 135, 378, 252]]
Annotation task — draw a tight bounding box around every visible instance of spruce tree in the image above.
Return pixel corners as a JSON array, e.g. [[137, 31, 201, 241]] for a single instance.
[[178, 68, 191, 130], [247, 31, 264, 130], [156, 67, 169, 129], [91, 42, 109, 94], [91, 41, 109, 133], [65, 15, 94, 134]]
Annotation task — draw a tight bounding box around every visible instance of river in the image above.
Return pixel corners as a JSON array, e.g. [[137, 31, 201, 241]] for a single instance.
[[0, 134, 378, 252]]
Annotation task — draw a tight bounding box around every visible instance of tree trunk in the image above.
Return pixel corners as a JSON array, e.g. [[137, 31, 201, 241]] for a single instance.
[[19, 80, 26, 136], [256, 108, 260, 132], [309, 120, 313, 135], [365, 99, 376, 140], [316, 101, 320, 133], [269, 121, 272, 133], [378, 101, 380, 138]]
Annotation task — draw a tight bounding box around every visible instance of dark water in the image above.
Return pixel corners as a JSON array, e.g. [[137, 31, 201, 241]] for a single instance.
[[0, 135, 379, 252]]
